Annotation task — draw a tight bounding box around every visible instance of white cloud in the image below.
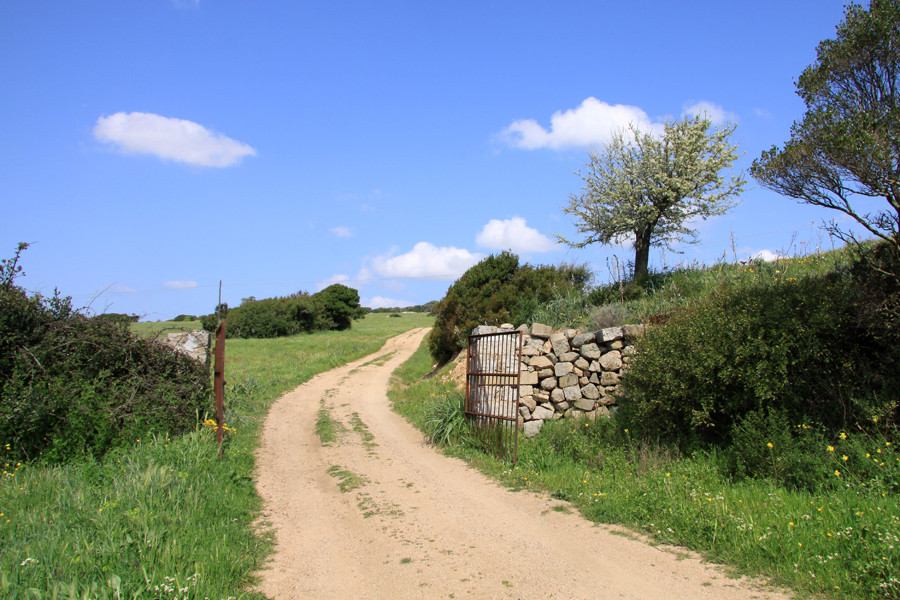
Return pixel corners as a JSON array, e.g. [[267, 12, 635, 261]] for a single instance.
[[499, 97, 662, 149], [330, 226, 352, 238], [316, 274, 350, 291], [364, 296, 413, 309], [93, 112, 256, 167], [164, 280, 198, 289], [476, 217, 555, 253], [372, 242, 482, 280], [683, 101, 738, 124], [752, 249, 781, 262]]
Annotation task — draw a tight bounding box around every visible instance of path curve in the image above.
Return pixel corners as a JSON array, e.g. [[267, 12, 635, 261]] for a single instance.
[[254, 327, 789, 599]]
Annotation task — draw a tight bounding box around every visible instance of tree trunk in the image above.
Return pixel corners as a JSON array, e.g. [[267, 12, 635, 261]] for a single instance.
[[633, 230, 651, 280]]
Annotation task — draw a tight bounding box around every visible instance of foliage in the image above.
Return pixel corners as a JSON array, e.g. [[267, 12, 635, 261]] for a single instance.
[[751, 0, 900, 264], [368, 300, 438, 314], [172, 314, 197, 322], [428, 252, 590, 364], [311, 283, 366, 331], [0, 245, 209, 464], [0, 312, 433, 598], [92, 312, 139, 324], [616, 258, 900, 456], [560, 115, 745, 278]]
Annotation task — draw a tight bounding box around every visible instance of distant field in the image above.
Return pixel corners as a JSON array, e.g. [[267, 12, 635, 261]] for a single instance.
[[130, 319, 203, 338]]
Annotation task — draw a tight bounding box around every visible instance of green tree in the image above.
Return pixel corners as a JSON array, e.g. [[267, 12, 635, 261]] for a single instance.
[[428, 252, 590, 364], [560, 115, 745, 279], [751, 0, 900, 262], [311, 283, 366, 331]]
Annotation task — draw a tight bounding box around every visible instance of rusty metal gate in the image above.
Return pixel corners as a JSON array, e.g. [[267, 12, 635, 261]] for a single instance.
[[465, 330, 522, 464]]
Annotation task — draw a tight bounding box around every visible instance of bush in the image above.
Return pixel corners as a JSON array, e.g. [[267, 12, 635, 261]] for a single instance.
[[428, 252, 590, 364], [0, 245, 209, 464], [617, 265, 898, 457]]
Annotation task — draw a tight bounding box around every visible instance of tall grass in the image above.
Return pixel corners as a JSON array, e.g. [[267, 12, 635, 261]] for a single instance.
[[0, 313, 433, 598]]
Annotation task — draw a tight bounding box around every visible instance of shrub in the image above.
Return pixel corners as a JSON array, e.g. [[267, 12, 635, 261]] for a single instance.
[[617, 266, 898, 456], [311, 283, 366, 331], [0, 245, 209, 464], [428, 252, 590, 364]]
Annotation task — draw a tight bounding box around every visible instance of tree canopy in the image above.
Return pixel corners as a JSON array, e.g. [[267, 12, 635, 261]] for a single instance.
[[751, 0, 900, 260], [560, 115, 744, 279]]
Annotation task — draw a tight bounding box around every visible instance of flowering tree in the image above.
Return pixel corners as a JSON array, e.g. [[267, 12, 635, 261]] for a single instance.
[[560, 115, 744, 279]]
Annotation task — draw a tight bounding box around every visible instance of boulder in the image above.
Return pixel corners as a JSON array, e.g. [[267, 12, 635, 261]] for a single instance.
[[540, 377, 558, 391], [580, 343, 602, 360], [563, 385, 583, 401], [574, 398, 595, 411], [571, 331, 596, 348], [550, 332, 570, 355], [554, 362, 573, 377], [530, 323, 553, 339], [599, 350, 623, 371], [600, 371, 620, 386], [531, 405, 554, 421], [597, 326, 624, 343], [524, 420, 543, 437], [581, 383, 601, 399], [529, 356, 554, 370]]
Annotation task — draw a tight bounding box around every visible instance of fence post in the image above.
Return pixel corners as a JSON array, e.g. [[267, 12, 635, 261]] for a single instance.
[[214, 321, 226, 458]]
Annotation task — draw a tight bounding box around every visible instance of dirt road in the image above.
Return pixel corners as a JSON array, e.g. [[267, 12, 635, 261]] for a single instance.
[[254, 328, 789, 599]]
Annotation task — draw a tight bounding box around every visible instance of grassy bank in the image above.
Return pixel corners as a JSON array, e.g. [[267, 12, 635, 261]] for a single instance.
[[0, 313, 433, 599], [389, 334, 900, 600]]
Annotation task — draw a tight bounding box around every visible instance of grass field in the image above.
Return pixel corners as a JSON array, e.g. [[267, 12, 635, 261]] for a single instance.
[[0, 313, 433, 599], [130, 320, 204, 338]]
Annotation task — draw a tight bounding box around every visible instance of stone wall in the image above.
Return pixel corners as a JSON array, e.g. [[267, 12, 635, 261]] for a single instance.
[[471, 322, 645, 437], [162, 330, 211, 368]]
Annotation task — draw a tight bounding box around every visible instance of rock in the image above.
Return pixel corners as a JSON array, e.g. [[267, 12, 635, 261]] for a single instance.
[[556, 401, 570, 411], [554, 362, 573, 377], [622, 345, 637, 356], [540, 377, 558, 391], [529, 356, 554, 369], [520, 371, 539, 385], [472, 325, 496, 336], [559, 373, 579, 388], [524, 420, 543, 437], [580, 343, 602, 360], [559, 351, 580, 363], [551, 388, 565, 403], [597, 326, 624, 343], [525, 337, 545, 350], [500, 323, 515, 330], [574, 397, 596, 411], [581, 383, 601, 399], [597, 406, 612, 418], [519, 393, 537, 411], [589, 360, 601, 372], [599, 395, 616, 406], [574, 357, 590, 370], [519, 405, 532, 420], [571, 332, 596, 347], [521, 346, 541, 357], [564, 385, 583, 401], [550, 332, 570, 355], [530, 323, 553, 339], [589, 373, 600, 385], [565, 328, 578, 340], [606, 340, 624, 350], [533, 390, 550, 402], [600, 371, 620, 386], [519, 385, 534, 397], [531, 405, 554, 420], [579, 376, 589, 386], [599, 350, 623, 371], [538, 368, 554, 379], [517, 324, 530, 333], [166, 330, 211, 367], [542, 340, 553, 354]]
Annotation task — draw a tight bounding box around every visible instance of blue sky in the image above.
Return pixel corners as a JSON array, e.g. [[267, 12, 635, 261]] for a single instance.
[[1, 0, 864, 319]]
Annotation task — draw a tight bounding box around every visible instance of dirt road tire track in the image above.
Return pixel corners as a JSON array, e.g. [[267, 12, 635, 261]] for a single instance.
[[254, 327, 790, 599]]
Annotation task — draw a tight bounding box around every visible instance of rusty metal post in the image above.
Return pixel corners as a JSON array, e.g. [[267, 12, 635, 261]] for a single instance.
[[214, 321, 226, 457]]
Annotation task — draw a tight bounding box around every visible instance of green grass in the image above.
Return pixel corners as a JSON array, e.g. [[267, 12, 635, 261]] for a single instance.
[[0, 313, 433, 598], [389, 330, 900, 600], [129, 320, 204, 338]]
